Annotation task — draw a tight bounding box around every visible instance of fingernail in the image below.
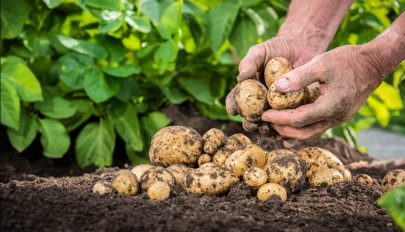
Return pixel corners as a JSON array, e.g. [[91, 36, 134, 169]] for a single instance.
[[276, 77, 290, 90]]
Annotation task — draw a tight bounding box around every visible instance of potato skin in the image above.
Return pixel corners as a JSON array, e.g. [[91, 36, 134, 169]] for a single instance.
[[224, 144, 266, 177], [149, 126, 203, 166], [184, 166, 239, 195], [167, 164, 190, 188], [305, 82, 321, 104], [242, 119, 259, 133], [198, 154, 212, 167], [203, 128, 225, 155], [243, 167, 267, 188], [212, 149, 231, 166], [148, 182, 171, 201], [343, 169, 352, 181], [264, 154, 307, 193], [267, 83, 306, 110], [131, 164, 154, 180], [265, 149, 295, 164], [297, 147, 344, 179], [92, 181, 113, 195], [235, 80, 269, 122], [309, 168, 344, 187], [257, 183, 287, 202], [112, 170, 139, 196], [355, 174, 373, 186], [223, 133, 252, 153], [264, 57, 293, 88], [140, 167, 175, 191], [381, 169, 405, 192]]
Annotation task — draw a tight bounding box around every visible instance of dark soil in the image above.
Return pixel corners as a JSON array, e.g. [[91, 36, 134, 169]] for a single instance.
[[0, 104, 401, 232]]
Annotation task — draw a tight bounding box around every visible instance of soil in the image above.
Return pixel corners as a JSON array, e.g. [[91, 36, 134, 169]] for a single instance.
[[0, 104, 402, 232]]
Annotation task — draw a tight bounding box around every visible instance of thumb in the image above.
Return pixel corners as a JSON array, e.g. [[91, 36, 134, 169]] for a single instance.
[[274, 64, 322, 93]]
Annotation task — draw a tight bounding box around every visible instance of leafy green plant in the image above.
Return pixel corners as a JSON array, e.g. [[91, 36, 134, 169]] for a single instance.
[[378, 186, 405, 230]]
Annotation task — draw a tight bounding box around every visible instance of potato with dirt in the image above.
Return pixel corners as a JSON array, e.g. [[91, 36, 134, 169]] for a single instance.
[[304, 82, 321, 104], [267, 83, 306, 110], [184, 165, 239, 195], [147, 182, 171, 201], [243, 167, 267, 188], [257, 183, 287, 202], [198, 154, 212, 167], [264, 153, 307, 192], [131, 164, 154, 180], [381, 169, 405, 191], [140, 167, 175, 191], [112, 170, 139, 196], [92, 181, 113, 195], [167, 164, 190, 188], [309, 168, 344, 187], [297, 147, 345, 178], [149, 126, 203, 166], [235, 79, 269, 122], [264, 57, 293, 87], [212, 149, 231, 166], [265, 149, 296, 164], [223, 133, 251, 152], [355, 174, 373, 186], [202, 128, 225, 155], [224, 144, 266, 177]]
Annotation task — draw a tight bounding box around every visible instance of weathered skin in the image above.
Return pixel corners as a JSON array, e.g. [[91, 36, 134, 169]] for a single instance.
[[243, 167, 267, 188], [235, 79, 269, 122], [113, 170, 139, 196], [309, 168, 344, 187], [381, 169, 405, 192], [202, 128, 225, 155], [224, 144, 266, 177], [140, 167, 175, 191], [257, 183, 287, 202]]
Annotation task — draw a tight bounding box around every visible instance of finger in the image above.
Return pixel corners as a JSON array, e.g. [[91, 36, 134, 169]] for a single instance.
[[225, 87, 240, 115], [237, 44, 267, 82], [273, 120, 334, 140]]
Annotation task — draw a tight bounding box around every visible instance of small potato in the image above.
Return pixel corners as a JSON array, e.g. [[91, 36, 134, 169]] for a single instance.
[[140, 167, 175, 191], [264, 154, 307, 192], [184, 166, 239, 195], [131, 164, 154, 180], [242, 119, 258, 132], [235, 80, 269, 122], [305, 82, 321, 104], [198, 154, 212, 166], [267, 83, 306, 110], [264, 57, 293, 88], [309, 168, 344, 187], [113, 170, 139, 196], [199, 162, 217, 168], [92, 181, 113, 195], [243, 167, 267, 188], [265, 149, 295, 164], [203, 128, 225, 154], [257, 122, 274, 136], [224, 144, 266, 177], [149, 126, 203, 166], [223, 133, 252, 152], [257, 183, 287, 202], [381, 169, 405, 192], [147, 182, 171, 201], [343, 169, 352, 181], [212, 149, 231, 166], [355, 174, 373, 186], [297, 147, 345, 178], [167, 164, 190, 188]]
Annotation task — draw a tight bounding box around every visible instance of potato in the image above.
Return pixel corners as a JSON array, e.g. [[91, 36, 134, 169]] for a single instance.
[[224, 144, 266, 177], [198, 154, 212, 166], [267, 83, 306, 110], [305, 82, 321, 104], [147, 182, 171, 201], [112, 170, 139, 196], [243, 167, 267, 188], [199, 162, 217, 168], [212, 149, 231, 166], [265, 149, 295, 164], [257, 183, 287, 202], [223, 133, 252, 153], [235, 79, 269, 122], [355, 174, 373, 186], [309, 168, 344, 187], [297, 147, 345, 178], [149, 126, 203, 166], [343, 169, 352, 181], [264, 57, 293, 88], [92, 181, 113, 195], [264, 154, 307, 192], [202, 128, 225, 154], [140, 167, 175, 191], [167, 164, 190, 188], [381, 169, 405, 192], [184, 166, 239, 195], [131, 164, 154, 180], [257, 122, 273, 135], [242, 119, 258, 132]]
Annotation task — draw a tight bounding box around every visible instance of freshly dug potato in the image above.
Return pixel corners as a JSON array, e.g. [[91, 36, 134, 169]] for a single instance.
[[235, 79, 269, 122], [147, 182, 171, 201], [149, 126, 203, 166], [309, 168, 344, 187], [257, 183, 287, 202], [264, 154, 307, 192], [243, 167, 267, 188], [381, 169, 405, 192], [202, 128, 225, 154], [267, 83, 306, 110], [265, 149, 295, 164], [264, 57, 293, 88], [242, 119, 259, 132], [198, 154, 212, 166], [224, 144, 266, 177], [92, 181, 113, 195], [113, 170, 139, 196], [355, 174, 373, 186], [305, 82, 321, 104], [223, 133, 252, 152], [131, 164, 154, 180], [343, 169, 352, 181], [140, 167, 175, 191], [257, 122, 273, 135], [200, 162, 217, 168], [184, 166, 239, 195], [212, 149, 231, 166], [167, 164, 190, 188], [297, 147, 345, 178]]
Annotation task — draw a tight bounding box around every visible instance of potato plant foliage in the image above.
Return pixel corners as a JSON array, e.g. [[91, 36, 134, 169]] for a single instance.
[[0, 0, 404, 167]]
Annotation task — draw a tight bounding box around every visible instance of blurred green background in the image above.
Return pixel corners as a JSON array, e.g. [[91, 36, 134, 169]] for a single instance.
[[1, 0, 404, 168]]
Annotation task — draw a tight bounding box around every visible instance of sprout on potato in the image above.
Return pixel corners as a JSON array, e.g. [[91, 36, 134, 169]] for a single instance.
[[243, 167, 267, 188], [355, 174, 373, 186], [202, 128, 225, 155], [131, 164, 154, 180], [112, 170, 139, 196], [140, 167, 175, 191], [381, 169, 405, 192], [235, 80, 269, 122], [257, 183, 287, 202], [147, 182, 171, 201], [92, 181, 113, 195], [309, 168, 344, 187], [224, 144, 266, 177]]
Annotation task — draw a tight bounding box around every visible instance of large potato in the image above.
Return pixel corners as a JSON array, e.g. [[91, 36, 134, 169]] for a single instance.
[[235, 79, 269, 122], [113, 170, 139, 196], [243, 167, 267, 188], [267, 83, 306, 110], [264, 57, 293, 88], [257, 183, 287, 202], [212, 149, 231, 166], [202, 128, 225, 154], [131, 164, 154, 180], [223, 133, 252, 153], [297, 147, 345, 178], [140, 167, 175, 191], [224, 144, 266, 177], [309, 168, 344, 187], [184, 166, 239, 195], [264, 154, 307, 193], [381, 169, 405, 192], [265, 149, 295, 164], [149, 126, 203, 166], [167, 164, 190, 188]]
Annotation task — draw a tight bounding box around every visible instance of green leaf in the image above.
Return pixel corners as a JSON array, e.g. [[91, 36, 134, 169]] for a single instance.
[[208, 1, 241, 51], [154, 40, 178, 62], [1, 61, 43, 102], [96, 35, 126, 63], [7, 111, 38, 152], [230, 15, 258, 58], [374, 82, 403, 110], [125, 143, 150, 164], [178, 76, 215, 105], [1, 78, 21, 129], [56, 35, 107, 59], [42, 0, 62, 9], [58, 53, 95, 90], [111, 105, 143, 151], [157, 1, 182, 39], [85, 0, 121, 10], [38, 118, 70, 158], [75, 118, 115, 168], [240, 0, 263, 7], [162, 87, 189, 104], [84, 68, 119, 103], [35, 96, 77, 119], [368, 96, 390, 127], [126, 15, 152, 33], [142, 0, 160, 26], [378, 186, 405, 231], [61, 99, 94, 131], [198, 100, 243, 122], [102, 64, 141, 78], [99, 18, 123, 33], [141, 111, 171, 140], [0, 0, 29, 39]]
